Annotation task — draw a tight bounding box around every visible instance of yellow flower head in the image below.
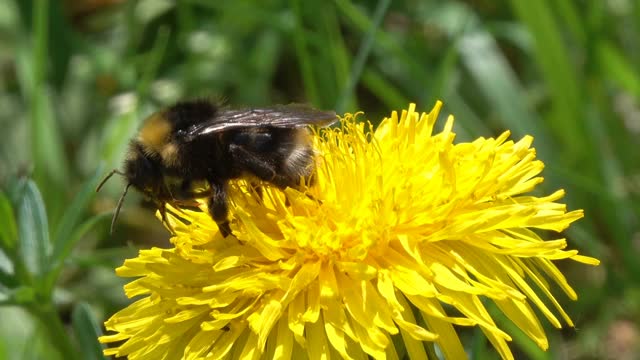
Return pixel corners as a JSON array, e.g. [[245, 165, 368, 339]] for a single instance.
[[100, 102, 599, 359]]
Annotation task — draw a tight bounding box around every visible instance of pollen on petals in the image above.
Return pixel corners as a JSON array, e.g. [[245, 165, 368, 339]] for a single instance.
[[100, 102, 598, 360]]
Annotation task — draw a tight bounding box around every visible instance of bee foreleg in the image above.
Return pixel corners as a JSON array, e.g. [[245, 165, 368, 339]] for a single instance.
[[158, 202, 176, 235], [207, 180, 231, 237]]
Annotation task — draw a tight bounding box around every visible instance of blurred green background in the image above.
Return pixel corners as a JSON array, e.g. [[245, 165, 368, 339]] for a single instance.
[[0, 0, 638, 359]]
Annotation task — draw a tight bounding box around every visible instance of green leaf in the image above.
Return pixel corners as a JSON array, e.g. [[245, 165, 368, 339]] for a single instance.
[[69, 246, 138, 269], [4, 178, 28, 213], [71, 303, 106, 360], [16, 180, 50, 283], [0, 191, 18, 253], [51, 166, 105, 266], [46, 166, 109, 293], [0, 268, 17, 288], [7, 286, 36, 305], [45, 212, 111, 293]]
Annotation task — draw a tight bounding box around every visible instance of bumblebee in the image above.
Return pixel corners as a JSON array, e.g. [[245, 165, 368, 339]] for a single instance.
[[97, 99, 337, 236]]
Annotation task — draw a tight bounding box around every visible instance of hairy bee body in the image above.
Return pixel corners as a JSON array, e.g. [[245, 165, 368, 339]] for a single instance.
[[100, 99, 337, 236]]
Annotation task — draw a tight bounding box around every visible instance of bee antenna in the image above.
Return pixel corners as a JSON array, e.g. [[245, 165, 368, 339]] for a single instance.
[[110, 183, 131, 234], [96, 169, 125, 192]]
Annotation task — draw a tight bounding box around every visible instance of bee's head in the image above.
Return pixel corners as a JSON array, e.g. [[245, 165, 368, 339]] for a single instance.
[[96, 140, 169, 234], [123, 141, 166, 198]]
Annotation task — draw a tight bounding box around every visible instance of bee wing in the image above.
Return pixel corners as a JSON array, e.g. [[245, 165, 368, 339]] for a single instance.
[[184, 105, 338, 140]]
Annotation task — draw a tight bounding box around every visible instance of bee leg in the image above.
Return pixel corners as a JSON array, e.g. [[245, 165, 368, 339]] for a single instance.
[[228, 144, 296, 188], [158, 202, 176, 234], [207, 181, 231, 237], [249, 181, 264, 200], [229, 144, 314, 210]]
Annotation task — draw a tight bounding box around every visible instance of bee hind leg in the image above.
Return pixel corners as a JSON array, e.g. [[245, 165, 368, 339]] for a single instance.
[[229, 144, 318, 209], [228, 144, 298, 189], [207, 181, 231, 237], [249, 181, 264, 200]]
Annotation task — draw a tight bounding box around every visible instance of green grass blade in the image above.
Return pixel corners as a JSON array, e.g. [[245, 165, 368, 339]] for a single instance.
[[51, 166, 105, 264], [458, 31, 537, 133], [508, 0, 584, 154], [0, 191, 18, 253], [334, 0, 432, 104], [321, 4, 352, 110], [45, 212, 111, 293], [552, 0, 586, 46], [30, 93, 70, 190], [136, 25, 171, 99], [584, 105, 640, 277], [47, 0, 73, 87], [16, 180, 50, 284], [72, 303, 106, 360], [238, 30, 281, 104], [596, 41, 640, 97], [21, 0, 69, 224], [290, 0, 320, 105], [98, 29, 171, 170], [457, 29, 553, 159], [335, 0, 392, 114], [488, 305, 550, 360], [361, 68, 409, 112], [443, 92, 492, 140], [100, 109, 140, 171]]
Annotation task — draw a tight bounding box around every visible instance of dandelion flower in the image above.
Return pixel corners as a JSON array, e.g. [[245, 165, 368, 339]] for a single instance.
[[100, 102, 599, 359]]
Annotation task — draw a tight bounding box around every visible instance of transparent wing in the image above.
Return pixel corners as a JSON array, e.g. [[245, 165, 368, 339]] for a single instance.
[[184, 104, 337, 140]]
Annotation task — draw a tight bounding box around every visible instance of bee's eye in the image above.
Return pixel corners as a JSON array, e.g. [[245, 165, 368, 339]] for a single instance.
[[176, 129, 186, 137]]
